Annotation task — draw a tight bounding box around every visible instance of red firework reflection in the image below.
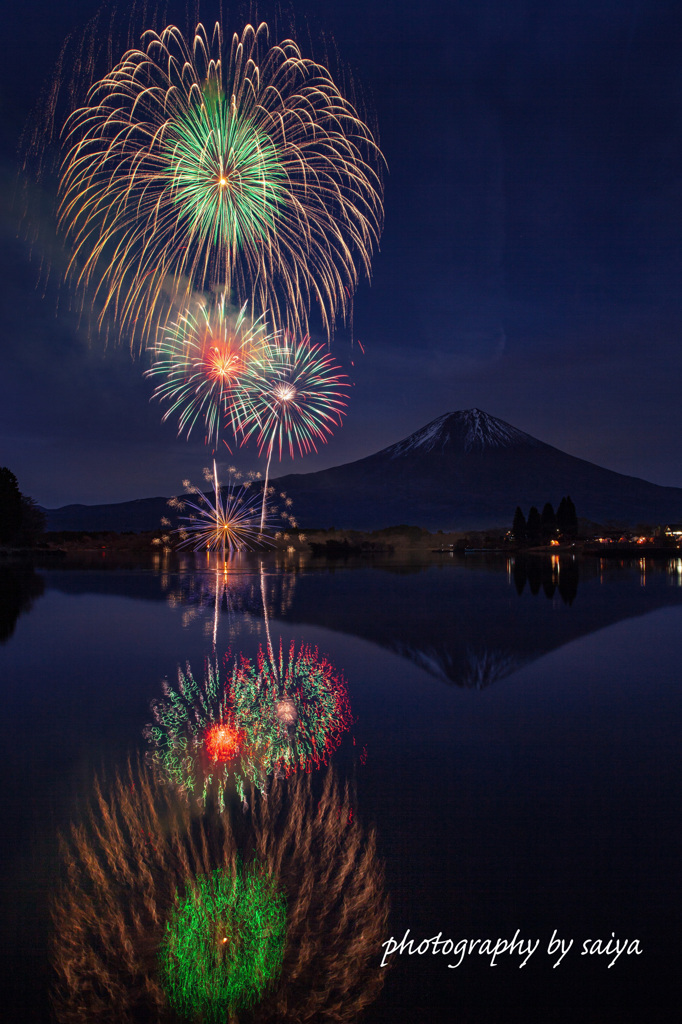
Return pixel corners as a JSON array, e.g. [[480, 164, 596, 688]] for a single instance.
[[204, 722, 243, 763]]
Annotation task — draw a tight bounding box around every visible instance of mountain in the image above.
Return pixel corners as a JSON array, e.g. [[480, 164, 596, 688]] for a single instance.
[[44, 409, 682, 532], [270, 408, 682, 530], [44, 496, 174, 534]]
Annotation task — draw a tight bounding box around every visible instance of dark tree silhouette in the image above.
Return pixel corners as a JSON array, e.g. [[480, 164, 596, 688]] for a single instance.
[[0, 468, 45, 546], [512, 506, 526, 544], [0, 566, 45, 643], [527, 561, 542, 595], [541, 502, 557, 540], [557, 495, 578, 537], [557, 559, 580, 605], [17, 496, 46, 546], [0, 468, 23, 544], [526, 506, 542, 543], [565, 495, 578, 536], [513, 560, 527, 595], [542, 563, 556, 598]]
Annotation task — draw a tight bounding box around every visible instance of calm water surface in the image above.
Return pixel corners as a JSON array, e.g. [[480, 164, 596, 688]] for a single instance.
[[2, 553, 681, 1023]]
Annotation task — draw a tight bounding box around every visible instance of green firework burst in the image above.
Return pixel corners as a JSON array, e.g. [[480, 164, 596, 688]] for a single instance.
[[145, 296, 272, 447], [160, 863, 287, 1019], [58, 21, 385, 346], [164, 86, 286, 251]]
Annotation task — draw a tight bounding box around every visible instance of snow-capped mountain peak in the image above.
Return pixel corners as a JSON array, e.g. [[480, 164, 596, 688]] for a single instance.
[[384, 409, 537, 458]]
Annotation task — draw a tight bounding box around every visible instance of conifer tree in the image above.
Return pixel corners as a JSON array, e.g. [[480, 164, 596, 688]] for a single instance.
[[541, 502, 557, 540], [565, 495, 578, 536], [512, 506, 526, 544], [0, 468, 45, 546], [557, 496, 569, 534], [527, 506, 542, 542], [0, 468, 23, 544], [557, 495, 578, 537]]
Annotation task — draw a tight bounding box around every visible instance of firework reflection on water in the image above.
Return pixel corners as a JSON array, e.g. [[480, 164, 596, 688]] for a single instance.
[[145, 630, 354, 808], [160, 561, 298, 642], [52, 763, 389, 1023], [233, 639, 354, 780]]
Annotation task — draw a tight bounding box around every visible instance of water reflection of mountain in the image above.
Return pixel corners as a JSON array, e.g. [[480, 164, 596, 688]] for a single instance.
[[0, 565, 45, 643], [277, 556, 682, 688], [40, 555, 682, 689]]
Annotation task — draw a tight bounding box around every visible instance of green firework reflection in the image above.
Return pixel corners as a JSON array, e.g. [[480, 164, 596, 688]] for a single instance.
[[160, 864, 286, 1019], [52, 765, 389, 1023]]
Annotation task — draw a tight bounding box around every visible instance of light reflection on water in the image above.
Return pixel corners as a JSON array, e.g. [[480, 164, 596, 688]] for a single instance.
[[1, 553, 682, 1022], [52, 765, 387, 1024]]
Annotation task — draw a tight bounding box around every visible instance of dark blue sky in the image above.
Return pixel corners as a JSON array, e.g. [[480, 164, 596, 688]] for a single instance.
[[2, 0, 682, 508]]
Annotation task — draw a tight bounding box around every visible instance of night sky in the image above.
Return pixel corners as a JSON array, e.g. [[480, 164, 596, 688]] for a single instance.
[[2, 0, 682, 509]]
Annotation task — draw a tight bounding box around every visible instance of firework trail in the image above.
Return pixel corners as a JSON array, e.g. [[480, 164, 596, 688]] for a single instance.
[[58, 21, 384, 347], [52, 763, 389, 1023], [145, 296, 272, 448], [239, 335, 349, 527], [170, 461, 272, 560]]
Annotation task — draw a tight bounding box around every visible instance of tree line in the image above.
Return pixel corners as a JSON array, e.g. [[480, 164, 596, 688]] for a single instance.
[[512, 496, 578, 544], [0, 468, 45, 547]]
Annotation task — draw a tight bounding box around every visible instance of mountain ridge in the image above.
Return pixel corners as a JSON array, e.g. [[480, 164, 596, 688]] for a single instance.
[[43, 409, 682, 532], [383, 408, 542, 457]]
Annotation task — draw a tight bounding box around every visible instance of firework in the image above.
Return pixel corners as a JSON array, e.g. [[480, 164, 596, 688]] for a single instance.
[[172, 461, 272, 558], [233, 640, 353, 778], [144, 656, 256, 809], [160, 864, 287, 1018], [145, 638, 352, 806], [145, 296, 272, 447], [52, 764, 389, 1023], [58, 21, 384, 346], [239, 335, 349, 526], [204, 721, 244, 763], [243, 336, 350, 460]]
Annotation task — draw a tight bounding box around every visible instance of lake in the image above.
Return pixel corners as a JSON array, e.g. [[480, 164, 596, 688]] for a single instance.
[[2, 551, 681, 1023]]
